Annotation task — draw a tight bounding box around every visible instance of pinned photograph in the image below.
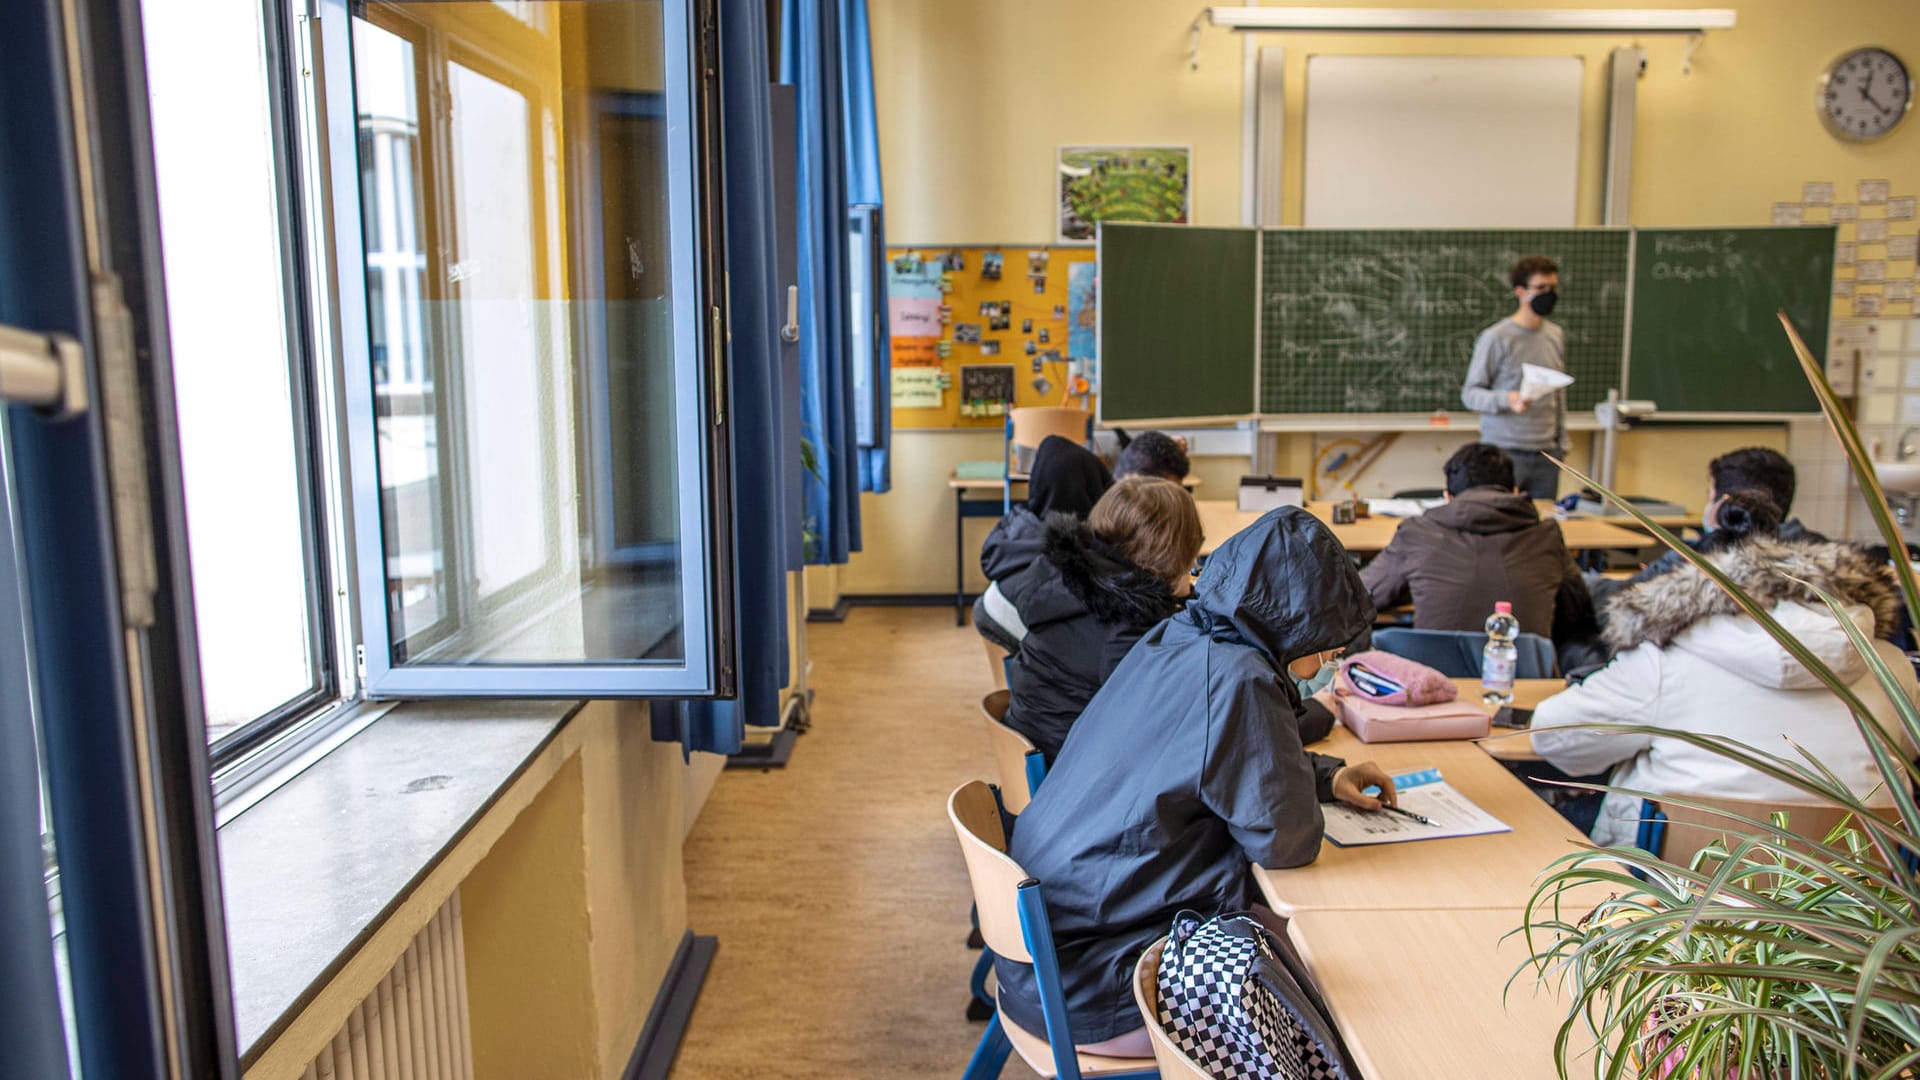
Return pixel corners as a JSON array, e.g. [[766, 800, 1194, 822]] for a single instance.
[[1022, 318, 1033, 334], [1033, 277, 1046, 294], [954, 322, 982, 344], [1053, 304, 1067, 319], [981, 251, 1004, 280], [1032, 374, 1054, 396], [1038, 328, 1051, 344], [1027, 250, 1050, 276], [981, 340, 1001, 356], [1057, 145, 1191, 244], [944, 250, 966, 271], [989, 303, 1010, 331], [1025, 340, 1038, 356]]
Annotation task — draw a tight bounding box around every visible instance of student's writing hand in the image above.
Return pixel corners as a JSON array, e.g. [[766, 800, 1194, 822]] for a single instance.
[[1331, 762, 1397, 811], [1506, 390, 1529, 414]]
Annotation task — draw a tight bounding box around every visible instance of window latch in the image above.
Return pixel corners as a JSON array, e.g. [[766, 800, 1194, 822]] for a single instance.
[[0, 321, 87, 419], [781, 284, 800, 344]]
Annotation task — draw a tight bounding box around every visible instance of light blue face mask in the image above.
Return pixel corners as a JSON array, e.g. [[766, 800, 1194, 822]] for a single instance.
[[1295, 658, 1339, 699]]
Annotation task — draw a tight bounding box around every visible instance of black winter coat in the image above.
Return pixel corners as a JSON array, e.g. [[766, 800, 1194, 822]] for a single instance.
[[1001, 518, 1182, 762], [996, 507, 1374, 1045]]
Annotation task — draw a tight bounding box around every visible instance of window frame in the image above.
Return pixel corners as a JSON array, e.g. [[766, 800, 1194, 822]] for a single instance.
[[322, 0, 734, 699]]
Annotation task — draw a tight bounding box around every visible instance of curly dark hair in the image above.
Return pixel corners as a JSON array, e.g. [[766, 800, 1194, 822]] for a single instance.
[[1114, 431, 1190, 482], [1442, 442, 1517, 496]]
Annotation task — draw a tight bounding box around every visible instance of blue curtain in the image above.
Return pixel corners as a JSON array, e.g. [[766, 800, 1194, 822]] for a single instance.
[[658, 0, 792, 754], [842, 0, 890, 494], [784, 0, 862, 563]]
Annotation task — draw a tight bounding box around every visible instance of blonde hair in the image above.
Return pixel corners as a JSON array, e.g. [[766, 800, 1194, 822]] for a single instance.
[[1088, 476, 1204, 587]]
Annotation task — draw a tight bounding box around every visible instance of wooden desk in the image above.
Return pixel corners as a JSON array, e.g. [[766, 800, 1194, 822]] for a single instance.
[[1450, 677, 1558, 764], [1255, 723, 1589, 912], [1287, 907, 1595, 1080], [1197, 500, 1659, 557]]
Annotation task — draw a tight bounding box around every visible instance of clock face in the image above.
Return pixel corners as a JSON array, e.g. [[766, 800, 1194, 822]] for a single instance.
[[1821, 47, 1912, 141]]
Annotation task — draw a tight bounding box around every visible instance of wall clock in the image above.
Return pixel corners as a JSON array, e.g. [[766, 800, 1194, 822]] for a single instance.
[[1820, 47, 1911, 141]]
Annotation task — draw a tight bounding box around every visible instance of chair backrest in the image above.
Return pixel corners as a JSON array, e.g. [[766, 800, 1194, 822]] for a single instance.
[[1654, 793, 1874, 870], [946, 781, 1035, 963], [1390, 487, 1446, 500], [981, 691, 1042, 814], [1008, 406, 1094, 459], [1132, 938, 1212, 1079], [1372, 626, 1557, 679], [983, 638, 1010, 691]]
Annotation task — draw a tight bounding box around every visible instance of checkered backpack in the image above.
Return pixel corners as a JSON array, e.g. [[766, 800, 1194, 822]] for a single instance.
[[1154, 910, 1357, 1080]]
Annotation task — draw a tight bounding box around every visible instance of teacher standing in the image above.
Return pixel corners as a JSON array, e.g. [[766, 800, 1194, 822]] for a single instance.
[[1461, 255, 1567, 500]]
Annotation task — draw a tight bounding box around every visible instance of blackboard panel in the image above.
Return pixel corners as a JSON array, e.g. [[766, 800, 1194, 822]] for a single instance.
[[1260, 230, 1630, 414], [1627, 227, 1833, 414], [1099, 224, 1258, 422]]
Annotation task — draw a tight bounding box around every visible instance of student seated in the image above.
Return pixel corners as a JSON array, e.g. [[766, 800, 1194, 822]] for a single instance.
[[973, 435, 1111, 651], [1533, 536, 1917, 849], [1360, 441, 1584, 640], [995, 508, 1395, 1057], [1629, 445, 1825, 585], [1113, 429, 1191, 483], [1001, 477, 1204, 763]]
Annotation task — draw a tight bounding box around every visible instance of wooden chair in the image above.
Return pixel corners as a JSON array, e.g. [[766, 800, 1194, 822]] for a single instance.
[[1131, 938, 1209, 1079], [981, 690, 1046, 815], [984, 639, 1010, 691], [947, 781, 1159, 1080], [1641, 793, 1875, 872], [1004, 406, 1094, 512]]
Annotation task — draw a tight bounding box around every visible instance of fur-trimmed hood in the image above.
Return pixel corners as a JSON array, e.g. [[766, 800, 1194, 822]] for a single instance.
[[1015, 514, 1179, 628], [1603, 539, 1900, 686]]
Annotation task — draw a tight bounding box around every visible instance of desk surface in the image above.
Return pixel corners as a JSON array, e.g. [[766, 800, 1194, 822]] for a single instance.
[[1288, 906, 1595, 1080], [1196, 500, 1660, 556], [949, 472, 1201, 492], [1451, 677, 1557, 763], [1256, 722, 1589, 913]]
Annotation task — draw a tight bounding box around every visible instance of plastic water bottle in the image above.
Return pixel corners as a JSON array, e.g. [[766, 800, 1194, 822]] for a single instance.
[[1482, 601, 1518, 707]]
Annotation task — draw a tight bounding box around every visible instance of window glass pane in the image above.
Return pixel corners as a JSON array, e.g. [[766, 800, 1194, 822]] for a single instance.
[[141, 0, 318, 742], [354, 2, 689, 668]]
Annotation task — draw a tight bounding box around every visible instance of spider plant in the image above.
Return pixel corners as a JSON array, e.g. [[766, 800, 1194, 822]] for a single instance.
[[1519, 313, 1920, 1079]]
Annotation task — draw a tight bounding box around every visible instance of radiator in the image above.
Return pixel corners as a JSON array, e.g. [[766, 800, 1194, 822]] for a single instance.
[[305, 891, 474, 1080]]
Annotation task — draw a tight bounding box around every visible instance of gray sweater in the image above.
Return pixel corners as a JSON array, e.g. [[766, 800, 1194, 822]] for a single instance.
[[1461, 317, 1568, 452]]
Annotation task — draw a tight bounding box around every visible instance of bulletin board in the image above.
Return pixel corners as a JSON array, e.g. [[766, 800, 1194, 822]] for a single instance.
[[886, 244, 1099, 429]]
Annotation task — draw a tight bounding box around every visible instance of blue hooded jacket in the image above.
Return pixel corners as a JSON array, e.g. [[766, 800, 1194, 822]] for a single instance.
[[995, 507, 1376, 1044]]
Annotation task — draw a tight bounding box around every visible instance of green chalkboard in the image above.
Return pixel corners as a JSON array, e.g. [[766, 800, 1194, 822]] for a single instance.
[[1099, 224, 1258, 422], [1260, 230, 1630, 414], [1626, 227, 1833, 414]]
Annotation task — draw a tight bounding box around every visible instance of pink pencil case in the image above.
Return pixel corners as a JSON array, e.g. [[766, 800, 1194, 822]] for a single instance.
[[1335, 695, 1491, 743], [1336, 651, 1458, 707]]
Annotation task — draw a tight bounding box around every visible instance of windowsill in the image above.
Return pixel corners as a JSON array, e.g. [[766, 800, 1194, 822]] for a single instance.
[[217, 697, 582, 1060]]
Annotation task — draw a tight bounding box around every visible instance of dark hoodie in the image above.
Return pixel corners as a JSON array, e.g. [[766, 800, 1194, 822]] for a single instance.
[[1359, 486, 1581, 639], [978, 435, 1112, 582], [1001, 517, 1183, 762], [996, 507, 1373, 1045]]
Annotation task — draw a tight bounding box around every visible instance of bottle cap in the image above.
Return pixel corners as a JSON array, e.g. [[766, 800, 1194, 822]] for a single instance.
[[1495, 601, 1513, 613]]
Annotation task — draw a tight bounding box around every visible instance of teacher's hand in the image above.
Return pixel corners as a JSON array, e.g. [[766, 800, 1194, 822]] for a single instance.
[[1506, 390, 1529, 413], [1332, 762, 1398, 810]]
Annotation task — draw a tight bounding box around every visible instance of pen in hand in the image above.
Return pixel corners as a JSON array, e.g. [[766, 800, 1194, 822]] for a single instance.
[[1379, 804, 1435, 826]]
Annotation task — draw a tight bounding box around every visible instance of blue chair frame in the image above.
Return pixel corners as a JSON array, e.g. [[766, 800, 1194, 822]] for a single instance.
[[1371, 626, 1557, 679], [969, 755, 1049, 1014]]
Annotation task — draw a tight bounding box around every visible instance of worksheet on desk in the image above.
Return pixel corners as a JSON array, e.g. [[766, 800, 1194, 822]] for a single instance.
[[1322, 768, 1512, 846]]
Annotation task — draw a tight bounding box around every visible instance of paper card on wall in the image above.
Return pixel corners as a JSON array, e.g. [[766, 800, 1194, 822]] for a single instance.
[[888, 296, 944, 337], [1861, 180, 1892, 205], [1890, 236, 1919, 262], [1860, 260, 1888, 283], [1803, 181, 1835, 205], [1889, 280, 1916, 304], [1771, 203, 1804, 226], [890, 338, 941, 366], [1891, 196, 1919, 222], [891, 367, 943, 409], [1836, 203, 1861, 222], [1859, 219, 1891, 244], [1838, 242, 1858, 266], [1900, 392, 1920, 424], [1835, 278, 1856, 297], [1855, 292, 1885, 317]]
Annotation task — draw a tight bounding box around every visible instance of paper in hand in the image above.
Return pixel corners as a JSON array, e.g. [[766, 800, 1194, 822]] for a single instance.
[[1519, 363, 1574, 403]]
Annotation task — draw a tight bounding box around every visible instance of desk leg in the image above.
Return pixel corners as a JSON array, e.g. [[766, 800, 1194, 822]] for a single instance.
[[955, 488, 967, 626]]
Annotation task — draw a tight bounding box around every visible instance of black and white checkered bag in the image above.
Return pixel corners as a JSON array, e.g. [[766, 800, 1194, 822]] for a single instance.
[[1154, 911, 1355, 1080]]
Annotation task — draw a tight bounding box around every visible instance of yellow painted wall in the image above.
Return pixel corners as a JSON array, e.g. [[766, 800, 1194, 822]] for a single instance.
[[852, 0, 1917, 594]]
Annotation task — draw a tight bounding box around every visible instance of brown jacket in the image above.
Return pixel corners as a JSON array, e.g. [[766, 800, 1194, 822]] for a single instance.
[[1359, 488, 1581, 639]]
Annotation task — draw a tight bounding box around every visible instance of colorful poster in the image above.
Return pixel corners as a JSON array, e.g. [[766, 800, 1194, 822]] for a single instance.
[[888, 296, 943, 337], [1056, 145, 1191, 244], [886, 256, 948, 366], [891, 367, 943, 409], [1066, 262, 1098, 362]]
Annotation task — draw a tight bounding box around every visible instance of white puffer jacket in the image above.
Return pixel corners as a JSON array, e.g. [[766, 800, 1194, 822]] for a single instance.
[[1533, 539, 1918, 849]]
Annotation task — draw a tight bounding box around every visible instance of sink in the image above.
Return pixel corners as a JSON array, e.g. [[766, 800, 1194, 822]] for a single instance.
[[1878, 461, 1920, 495]]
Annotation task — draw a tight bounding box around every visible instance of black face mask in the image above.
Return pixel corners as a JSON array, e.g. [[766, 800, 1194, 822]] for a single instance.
[[1529, 290, 1558, 317]]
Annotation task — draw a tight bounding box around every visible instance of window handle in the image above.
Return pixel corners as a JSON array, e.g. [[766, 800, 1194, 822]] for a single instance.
[[781, 284, 800, 343], [0, 321, 86, 418]]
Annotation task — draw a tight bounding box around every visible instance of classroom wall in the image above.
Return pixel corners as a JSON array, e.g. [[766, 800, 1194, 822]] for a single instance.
[[852, 0, 1916, 595]]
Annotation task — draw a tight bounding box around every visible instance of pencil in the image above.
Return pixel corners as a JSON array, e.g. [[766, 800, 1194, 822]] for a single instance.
[[1382, 804, 1435, 826]]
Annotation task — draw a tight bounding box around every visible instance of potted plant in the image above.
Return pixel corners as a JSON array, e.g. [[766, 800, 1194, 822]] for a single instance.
[[1520, 314, 1920, 1079]]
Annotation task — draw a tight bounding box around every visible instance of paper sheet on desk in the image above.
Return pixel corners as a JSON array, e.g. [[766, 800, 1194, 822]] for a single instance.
[[1519, 363, 1573, 403], [1323, 768, 1512, 846], [1364, 497, 1444, 518]]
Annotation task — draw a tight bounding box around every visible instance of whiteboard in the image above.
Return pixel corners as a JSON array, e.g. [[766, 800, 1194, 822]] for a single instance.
[[1303, 56, 1582, 227]]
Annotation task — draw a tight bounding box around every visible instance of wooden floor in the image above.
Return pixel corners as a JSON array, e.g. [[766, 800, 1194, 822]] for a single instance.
[[676, 606, 1027, 1078]]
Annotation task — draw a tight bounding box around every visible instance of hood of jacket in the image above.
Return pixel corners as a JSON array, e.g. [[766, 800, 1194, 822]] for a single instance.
[[1027, 435, 1112, 518], [1423, 487, 1542, 535], [1008, 515, 1179, 629], [1182, 507, 1375, 666], [1603, 538, 1901, 689]]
